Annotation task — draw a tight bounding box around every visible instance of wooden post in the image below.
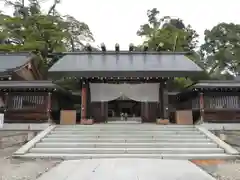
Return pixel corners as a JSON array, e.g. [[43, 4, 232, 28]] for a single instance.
[[100, 101, 105, 123], [141, 102, 144, 122], [199, 92, 204, 122], [4, 92, 8, 113], [47, 92, 52, 123], [81, 81, 87, 120], [158, 82, 163, 119], [145, 101, 148, 122], [163, 81, 169, 120]]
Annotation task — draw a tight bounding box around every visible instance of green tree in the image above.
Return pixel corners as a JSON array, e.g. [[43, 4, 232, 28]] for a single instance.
[[200, 23, 240, 78], [0, 0, 94, 55], [137, 8, 198, 52], [62, 15, 94, 51], [137, 8, 206, 89]]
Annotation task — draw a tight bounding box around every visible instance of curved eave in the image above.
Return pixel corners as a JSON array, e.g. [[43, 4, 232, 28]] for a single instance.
[[48, 70, 203, 79]]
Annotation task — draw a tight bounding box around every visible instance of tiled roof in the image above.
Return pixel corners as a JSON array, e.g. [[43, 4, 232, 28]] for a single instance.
[[193, 80, 240, 88], [48, 52, 202, 77]]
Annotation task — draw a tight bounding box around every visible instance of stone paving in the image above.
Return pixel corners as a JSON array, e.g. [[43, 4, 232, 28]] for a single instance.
[[36, 159, 215, 180], [1, 146, 240, 180]]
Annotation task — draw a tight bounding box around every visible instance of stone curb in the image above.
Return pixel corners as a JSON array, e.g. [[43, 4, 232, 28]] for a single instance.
[[13, 125, 56, 155], [196, 126, 239, 155]]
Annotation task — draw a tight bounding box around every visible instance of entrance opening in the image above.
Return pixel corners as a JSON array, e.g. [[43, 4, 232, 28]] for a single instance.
[[108, 99, 141, 122], [90, 83, 160, 123]]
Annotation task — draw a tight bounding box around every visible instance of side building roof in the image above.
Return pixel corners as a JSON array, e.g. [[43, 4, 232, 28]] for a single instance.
[[192, 80, 240, 89], [176, 80, 240, 100], [0, 52, 34, 76], [0, 80, 69, 94]]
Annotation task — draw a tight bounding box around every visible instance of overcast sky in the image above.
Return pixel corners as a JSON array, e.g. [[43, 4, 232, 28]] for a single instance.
[[1, 0, 240, 50]]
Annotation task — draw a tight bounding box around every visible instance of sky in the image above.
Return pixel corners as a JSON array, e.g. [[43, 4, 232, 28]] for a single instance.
[[1, 0, 240, 50]]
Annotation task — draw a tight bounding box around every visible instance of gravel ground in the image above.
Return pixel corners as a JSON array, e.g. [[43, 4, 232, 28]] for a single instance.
[[196, 145, 240, 180], [0, 146, 61, 180], [197, 159, 240, 180], [0, 132, 27, 137], [214, 161, 240, 180]]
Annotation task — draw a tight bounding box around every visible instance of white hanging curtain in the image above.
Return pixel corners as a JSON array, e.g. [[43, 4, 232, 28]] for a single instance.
[[90, 83, 159, 102], [90, 83, 123, 102], [123, 83, 159, 102]]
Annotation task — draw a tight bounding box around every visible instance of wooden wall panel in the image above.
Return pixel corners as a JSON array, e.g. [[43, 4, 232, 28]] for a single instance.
[[60, 110, 76, 125], [175, 110, 193, 125]]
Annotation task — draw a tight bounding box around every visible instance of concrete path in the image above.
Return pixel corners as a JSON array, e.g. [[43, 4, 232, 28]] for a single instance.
[[37, 159, 216, 180]]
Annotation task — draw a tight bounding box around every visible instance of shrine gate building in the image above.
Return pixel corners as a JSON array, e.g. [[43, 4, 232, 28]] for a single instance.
[[48, 47, 202, 123]]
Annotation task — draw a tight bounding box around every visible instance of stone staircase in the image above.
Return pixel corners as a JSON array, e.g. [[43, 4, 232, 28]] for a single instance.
[[107, 117, 142, 123], [14, 124, 237, 159]]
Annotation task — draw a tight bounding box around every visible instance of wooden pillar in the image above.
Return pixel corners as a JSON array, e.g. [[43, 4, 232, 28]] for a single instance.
[[100, 101, 104, 122], [4, 92, 8, 113], [199, 92, 204, 122], [85, 82, 90, 119], [141, 102, 144, 122], [163, 81, 169, 120], [105, 102, 108, 122], [158, 82, 163, 119], [81, 81, 87, 120], [47, 92, 52, 123], [145, 101, 149, 122]]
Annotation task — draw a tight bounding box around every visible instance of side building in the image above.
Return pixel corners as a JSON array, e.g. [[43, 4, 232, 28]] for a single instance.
[[176, 80, 240, 123], [0, 52, 73, 123]]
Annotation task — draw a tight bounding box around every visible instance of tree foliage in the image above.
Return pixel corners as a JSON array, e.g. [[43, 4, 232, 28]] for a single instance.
[[0, 0, 94, 56], [136, 8, 240, 88], [137, 8, 205, 89], [137, 8, 199, 52], [62, 15, 94, 51], [200, 23, 240, 79]]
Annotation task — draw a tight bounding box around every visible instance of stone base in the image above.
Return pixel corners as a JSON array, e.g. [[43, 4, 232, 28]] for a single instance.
[[156, 119, 169, 125], [80, 119, 94, 125]]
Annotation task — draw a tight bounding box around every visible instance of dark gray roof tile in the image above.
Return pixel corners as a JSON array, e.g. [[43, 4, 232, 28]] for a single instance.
[[0, 53, 32, 73], [194, 80, 240, 88], [0, 80, 55, 88], [49, 52, 202, 77]]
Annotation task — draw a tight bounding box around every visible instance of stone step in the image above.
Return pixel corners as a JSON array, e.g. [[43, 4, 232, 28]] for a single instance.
[[47, 134, 206, 139], [54, 127, 197, 131], [15, 153, 235, 160], [55, 127, 196, 131], [13, 124, 237, 161], [56, 125, 195, 128], [42, 137, 212, 143], [47, 134, 207, 139], [29, 147, 224, 154], [54, 127, 198, 130], [51, 130, 201, 135], [107, 121, 142, 124], [35, 142, 218, 148]]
